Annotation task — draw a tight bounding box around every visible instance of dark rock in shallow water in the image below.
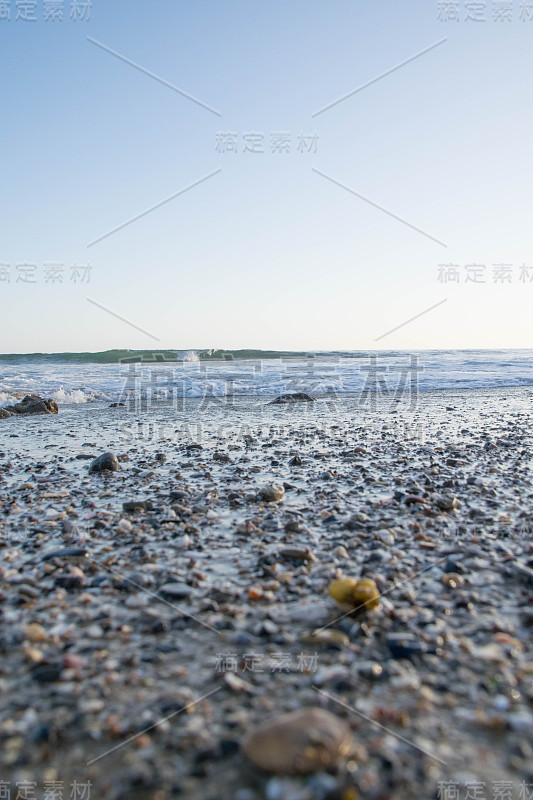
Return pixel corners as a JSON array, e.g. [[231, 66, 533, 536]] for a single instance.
[[109, 402, 126, 407], [0, 408, 12, 418], [55, 574, 87, 591], [42, 547, 88, 562], [278, 546, 316, 563], [3, 395, 58, 416], [30, 662, 63, 683], [170, 490, 189, 501], [116, 571, 153, 591], [387, 633, 440, 660], [89, 451, 120, 474], [270, 393, 316, 404], [123, 499, 154, 513]]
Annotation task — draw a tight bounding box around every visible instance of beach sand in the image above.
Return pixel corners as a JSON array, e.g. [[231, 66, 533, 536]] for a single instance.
[[1, 387, 532, 799]]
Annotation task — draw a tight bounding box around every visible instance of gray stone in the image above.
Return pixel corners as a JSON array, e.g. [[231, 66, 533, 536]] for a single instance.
[[123, 499, 154, 513], [435, 494, 458, 512], [270, 393, 315, 405], [159, 582, 192, 600], [242, 707, 352, 774], [259, 484, 285, 503], [88, 452, 120, 474], [42, 547, 88, 562]]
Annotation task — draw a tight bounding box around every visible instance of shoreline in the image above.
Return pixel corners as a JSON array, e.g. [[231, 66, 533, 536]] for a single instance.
[[1, 387, 533, 798], [2, 350, 533, 413]]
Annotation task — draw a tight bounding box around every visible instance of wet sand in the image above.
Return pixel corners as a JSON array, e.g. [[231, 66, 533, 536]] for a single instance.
[[1, 388, 533, 799]]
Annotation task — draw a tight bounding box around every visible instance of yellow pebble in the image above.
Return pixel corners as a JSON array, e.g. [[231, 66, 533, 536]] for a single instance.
[[328, 577, 380, 611], [328, 578, 358, 604], [352, 579, 380, 610], [343, 788, 358, 800]]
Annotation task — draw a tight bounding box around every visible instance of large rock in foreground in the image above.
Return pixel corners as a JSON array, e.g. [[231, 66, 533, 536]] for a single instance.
[[270, 393, 316, 405], [3, 395, 58, 416], [242, 707, 352, 774]]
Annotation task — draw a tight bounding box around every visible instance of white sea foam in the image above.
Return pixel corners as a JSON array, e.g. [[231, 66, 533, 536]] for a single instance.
[[0, 392, 18, 407], [51, 388, 97, 404]]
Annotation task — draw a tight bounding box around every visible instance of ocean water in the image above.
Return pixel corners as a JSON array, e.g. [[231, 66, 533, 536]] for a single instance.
[[0, 348, 532, 407]]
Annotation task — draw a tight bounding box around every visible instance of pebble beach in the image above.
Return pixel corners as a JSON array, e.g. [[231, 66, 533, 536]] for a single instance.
[[1, 387, 533, 800]]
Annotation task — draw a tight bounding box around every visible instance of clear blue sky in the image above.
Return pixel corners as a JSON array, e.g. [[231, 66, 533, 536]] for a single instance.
[[1, 0, 532, 352]]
